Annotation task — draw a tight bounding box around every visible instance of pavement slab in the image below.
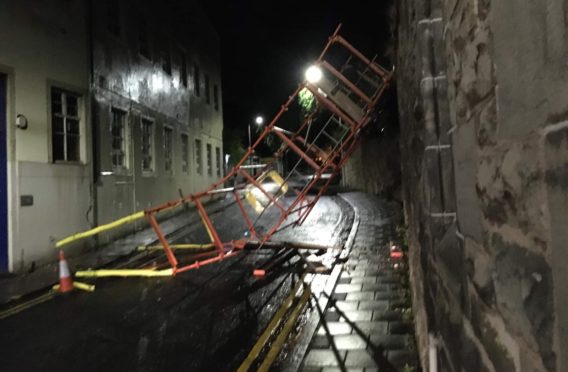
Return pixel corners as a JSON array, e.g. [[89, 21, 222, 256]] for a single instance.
[[299, 192, 418, 371]]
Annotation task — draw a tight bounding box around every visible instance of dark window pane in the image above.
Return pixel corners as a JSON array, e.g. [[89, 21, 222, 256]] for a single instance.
[[53, 116, 64, 133], [114, 138, 123, 150], [66, 95, 78, 116], [67, 119, 79, 134], [67, 135, 80, 161], [53, 133, 64, 161], [52, 99, 62, 115]]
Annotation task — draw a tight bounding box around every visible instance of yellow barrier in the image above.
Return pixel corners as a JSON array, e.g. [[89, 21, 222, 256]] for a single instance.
[[52, 281, 96, 292], [258, 287, 311, 371], [137, 243, 215, 251], [245, 170, 289, 214], [238, 274, 306, 372], [75, 268, 174, 278], [55, 211, 145, 248]]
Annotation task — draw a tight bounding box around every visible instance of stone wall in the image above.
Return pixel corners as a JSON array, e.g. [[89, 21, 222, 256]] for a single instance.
[[342, 120, 402, 199], [397, 0, 568, 370]]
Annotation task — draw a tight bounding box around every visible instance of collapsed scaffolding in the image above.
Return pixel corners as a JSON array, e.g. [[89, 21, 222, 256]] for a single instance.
[[55, 24, 394, 277]]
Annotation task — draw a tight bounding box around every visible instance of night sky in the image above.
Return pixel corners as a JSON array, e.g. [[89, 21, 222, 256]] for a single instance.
[[198, 0, 396, 148]]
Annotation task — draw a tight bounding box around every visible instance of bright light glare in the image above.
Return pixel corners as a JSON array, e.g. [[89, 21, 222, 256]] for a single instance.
[[305, 65, 322, 83], [255, 116, 264, 125]]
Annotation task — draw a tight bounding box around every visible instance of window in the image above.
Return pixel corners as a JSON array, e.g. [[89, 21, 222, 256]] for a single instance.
[[161, 47, 171, 75], [106, 0, 120, 37], [180, 52, 188, 88], [181, 134, 189, 173], [206, 143, 212, 176], [193, 64, 200, 97], [215, 147, 221, 177], [110, 108, 129, 170], [213, 85, 219, 111], [205, 74, 211, 104], [195, 139, 202, 174], [163, 126, 173, 173], [51, 88, 81, 162], [138, 19, 151, 59], [141, 118, 154, 172]]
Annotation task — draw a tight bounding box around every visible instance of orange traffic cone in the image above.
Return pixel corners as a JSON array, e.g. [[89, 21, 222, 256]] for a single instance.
[[58, 250, 74, 293]]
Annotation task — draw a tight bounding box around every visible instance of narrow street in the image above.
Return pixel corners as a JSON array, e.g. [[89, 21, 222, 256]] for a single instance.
[[0, 196, 354, 371]]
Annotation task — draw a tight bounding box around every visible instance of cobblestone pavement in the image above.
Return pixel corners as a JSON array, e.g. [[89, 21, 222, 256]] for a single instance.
[[300, 192, 418, 371]]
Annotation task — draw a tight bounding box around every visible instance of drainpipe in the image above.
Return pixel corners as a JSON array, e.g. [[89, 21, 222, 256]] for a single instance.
[[429, 333, 438, 372], [87, 0, 98, 229]]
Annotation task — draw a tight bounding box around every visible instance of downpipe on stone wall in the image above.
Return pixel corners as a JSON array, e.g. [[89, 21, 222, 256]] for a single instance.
[[429, 333, 438, 372]]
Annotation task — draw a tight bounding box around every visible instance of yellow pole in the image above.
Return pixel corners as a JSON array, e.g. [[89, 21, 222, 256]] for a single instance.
[[258, 287, 311, 372], [75, 268, 174, 278], [55, 211, 145, 248], [238, 275, 306, 371], [137, 243, 215, 251]]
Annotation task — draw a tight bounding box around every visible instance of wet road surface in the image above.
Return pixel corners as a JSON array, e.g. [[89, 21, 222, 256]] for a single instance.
[[0, 196, 352, 371]]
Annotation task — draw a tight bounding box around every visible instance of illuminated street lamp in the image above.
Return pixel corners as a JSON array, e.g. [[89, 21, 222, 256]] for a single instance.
[[305, 65, 322, 83], [248, 115, 264, 149], [248, 115, 264, 165]]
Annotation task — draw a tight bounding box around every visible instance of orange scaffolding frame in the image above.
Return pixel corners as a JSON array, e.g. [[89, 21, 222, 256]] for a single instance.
[[60, 24, 394, 277]]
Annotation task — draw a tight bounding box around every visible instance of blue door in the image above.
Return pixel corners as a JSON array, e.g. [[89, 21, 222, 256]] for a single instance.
[[0, 74, 7, 272]]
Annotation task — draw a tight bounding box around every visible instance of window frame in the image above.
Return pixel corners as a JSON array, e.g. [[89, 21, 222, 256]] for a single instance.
[[205, 74, 211, 104], [181, 133, 190, 174], [110, 107, 130, 172], [206, 143, 212, 176], [140, 117, 155, 174], [215, 146, 221, 177], [213, 84, 219, 111], [195, 138, 202, 175], [51, 88, 82, 164], [163, 125, 174, 175]]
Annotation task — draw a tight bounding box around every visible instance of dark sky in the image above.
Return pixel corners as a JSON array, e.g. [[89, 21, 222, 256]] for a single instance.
[[198, 0, 395, 144]]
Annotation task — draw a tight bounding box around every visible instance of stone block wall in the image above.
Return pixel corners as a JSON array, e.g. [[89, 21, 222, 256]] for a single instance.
[[397, 0, 568, 370]]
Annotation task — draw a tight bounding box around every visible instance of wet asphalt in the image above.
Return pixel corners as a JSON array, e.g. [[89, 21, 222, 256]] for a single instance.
[[0, 196, 352, 372]]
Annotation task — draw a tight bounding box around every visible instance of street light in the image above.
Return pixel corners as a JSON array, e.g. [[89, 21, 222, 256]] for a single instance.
[[248, 115, 264, 165], [248, 115, 264, 149], [305, 65, 322, 83]]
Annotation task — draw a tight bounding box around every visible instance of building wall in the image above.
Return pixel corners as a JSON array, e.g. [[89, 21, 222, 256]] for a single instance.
[[398, 0, 568, 370], [0, 0, 224, 271], [0, 0, 91, 271], [91, 0, 223, 237]]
